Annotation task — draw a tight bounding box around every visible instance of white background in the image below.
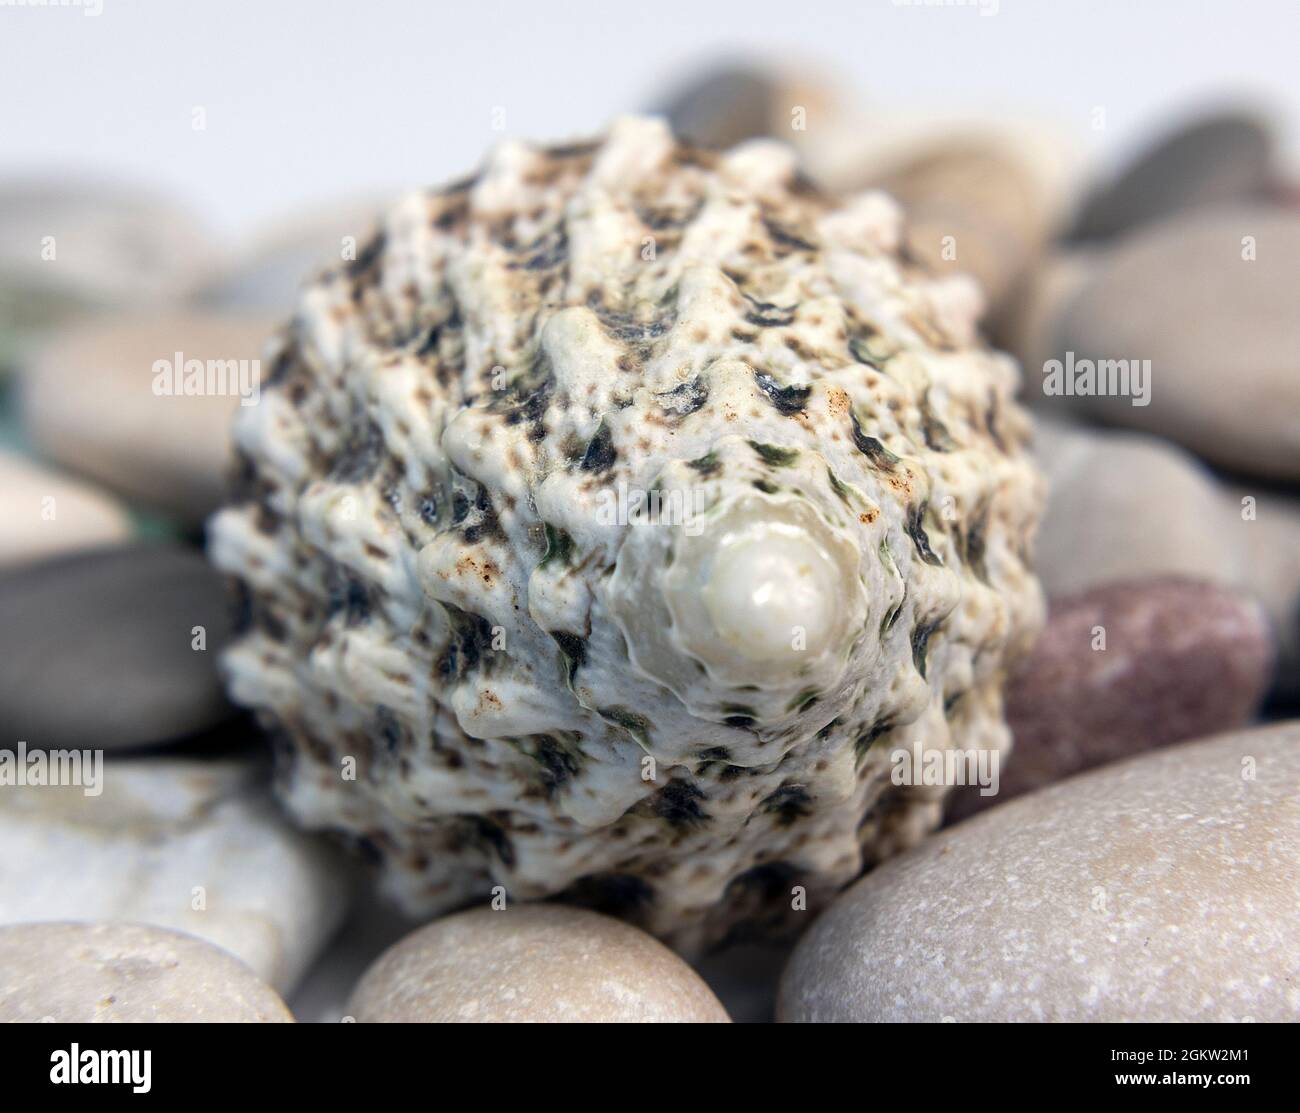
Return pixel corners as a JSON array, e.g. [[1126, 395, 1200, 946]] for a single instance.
[[1, 0, 1297, 239]]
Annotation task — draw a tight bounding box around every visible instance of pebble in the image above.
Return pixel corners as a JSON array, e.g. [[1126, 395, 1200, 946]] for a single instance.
[[1055, 207, 1300, 481], [993, 249, 1095, 372], [1227, 483, 1300, 702], [0, 179, 213, 342], [0, 545, 235, 750], [657, 65, 782, 149], [778, 722, 1300, 1022], [20, 313, 278, 521], [348, 905, 730, 1023], [948, 578, 1273, 820], [0, 757, 353, 994], [0, 450, 132, 568], [1032, 419, 1245, 598], [1071, 110, 1274, 241], [872, 137, 1066, 311], [0, 922, 292, 1022], [292, 897, 784, 1024], [1033, 419, 1299, 705]]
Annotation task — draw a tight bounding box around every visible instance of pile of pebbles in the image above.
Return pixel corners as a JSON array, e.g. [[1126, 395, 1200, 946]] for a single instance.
[[0, 63, 1297, 1023]]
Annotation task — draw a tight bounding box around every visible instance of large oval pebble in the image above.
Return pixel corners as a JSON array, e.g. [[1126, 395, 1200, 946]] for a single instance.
[[779, 722, 1300, 1022]]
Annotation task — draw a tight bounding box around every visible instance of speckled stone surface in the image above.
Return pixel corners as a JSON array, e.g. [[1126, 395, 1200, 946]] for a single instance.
[[948, 577, 1274, 820], [208, 116, 1044, 952], [0, 922, 292, 1022], [0, 758, 353, 993], [348, 904, 729, 1023], [779, 722, 1300, 1022]]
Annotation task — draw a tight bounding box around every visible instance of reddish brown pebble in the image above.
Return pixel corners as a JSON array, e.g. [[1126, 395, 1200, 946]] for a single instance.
[[948, 577, 1273, 820]]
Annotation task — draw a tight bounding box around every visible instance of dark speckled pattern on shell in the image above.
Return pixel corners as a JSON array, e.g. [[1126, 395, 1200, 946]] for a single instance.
[[209, 117, 1044, 953]]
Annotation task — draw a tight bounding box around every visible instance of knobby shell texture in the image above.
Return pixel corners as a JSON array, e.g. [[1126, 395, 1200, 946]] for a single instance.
[[209, 117, 1044, 952]]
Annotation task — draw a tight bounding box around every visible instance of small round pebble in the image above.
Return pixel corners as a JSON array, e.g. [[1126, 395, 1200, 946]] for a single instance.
[[348, 905, 731, 1023], [0, 922, 293, 1022], [779, 722, 1300, 1022]]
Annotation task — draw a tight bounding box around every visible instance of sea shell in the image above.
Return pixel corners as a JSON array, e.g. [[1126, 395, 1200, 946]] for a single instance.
[[209, 117, 1044, 952]]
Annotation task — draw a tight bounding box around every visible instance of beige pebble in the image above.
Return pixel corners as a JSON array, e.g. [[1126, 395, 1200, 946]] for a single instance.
[[1032, 418, 1245, 597], [1055, 207, 1300, 480], [817, 119, 1079, 315], [20, 313, 278, 522], [0, 921, 292, 1022], [0, 450, 132, 568], [349, 905, 731, 1023], [779, 722, 1300, 1022], [875, 141, 1058, 310]]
